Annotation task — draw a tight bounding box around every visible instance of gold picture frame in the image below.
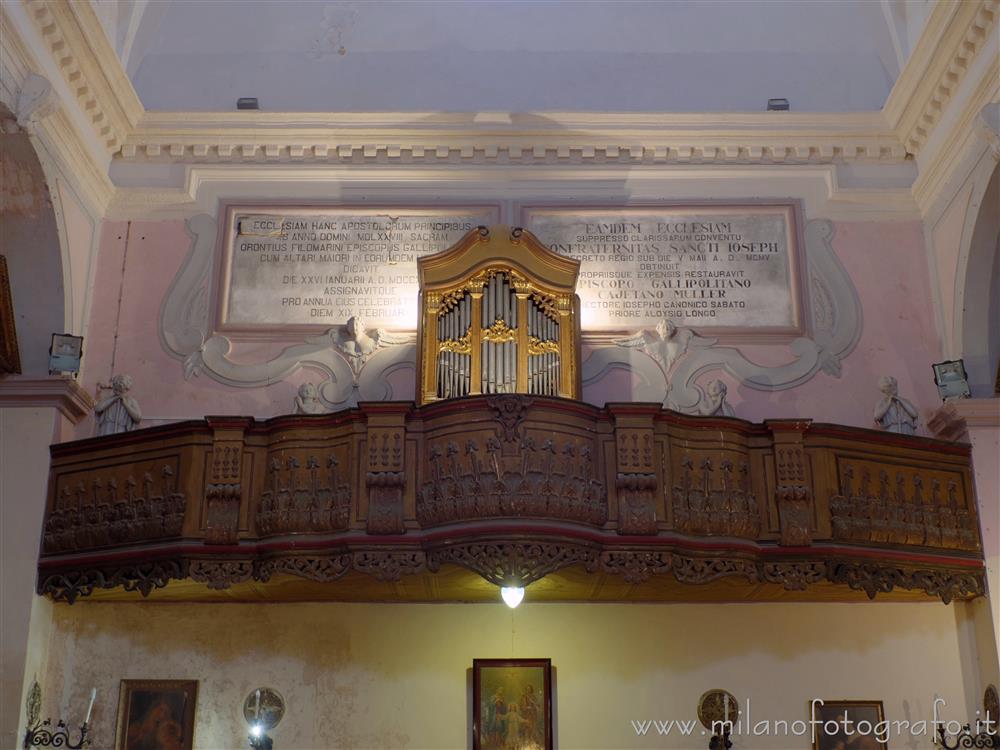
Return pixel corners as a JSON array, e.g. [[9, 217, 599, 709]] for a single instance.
[[0, 255, 21, 374], [812, 700, 888, 750], [115, 679, 197, 750], [473, 658, 552, 750]]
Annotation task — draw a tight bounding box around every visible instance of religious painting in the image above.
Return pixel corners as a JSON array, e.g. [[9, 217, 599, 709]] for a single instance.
[[0, 255, 21, 374], [812, 700, 888, 750], [473, 658, 552, 750], [114, 680, 197, 750]]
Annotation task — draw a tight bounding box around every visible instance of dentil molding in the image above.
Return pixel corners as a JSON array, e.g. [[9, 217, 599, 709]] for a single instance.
[[20, 0, 141, 153], [119, 111, 909, 166], [884, 0, 999, 156]]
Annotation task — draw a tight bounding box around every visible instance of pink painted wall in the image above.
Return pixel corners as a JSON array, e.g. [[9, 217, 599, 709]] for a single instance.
[[80, 220, 334, 435], [734, 219, 943, 428], [77, 218, 942, 438]]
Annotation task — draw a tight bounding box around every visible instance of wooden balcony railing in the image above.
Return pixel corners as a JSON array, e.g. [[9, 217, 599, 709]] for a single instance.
[[37, 396, 986, 604]]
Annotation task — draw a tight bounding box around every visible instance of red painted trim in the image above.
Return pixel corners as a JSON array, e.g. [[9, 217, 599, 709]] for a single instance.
[[248, 408, 367, 433], [807, 423, 971, 454], [50, 420, 214, 456], [51, 397, 970, 456]]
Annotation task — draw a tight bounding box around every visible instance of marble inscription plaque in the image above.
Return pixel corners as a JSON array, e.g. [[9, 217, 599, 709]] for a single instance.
[[221, 207, 496, 328], [526, 206, 802, 331]]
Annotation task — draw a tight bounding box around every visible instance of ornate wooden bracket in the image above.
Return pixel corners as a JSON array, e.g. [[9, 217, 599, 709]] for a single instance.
[[204, 417, 251, 545], [364, 404, 409, 535], [768, 420, 813, 546], [610, 405, 660, 535]]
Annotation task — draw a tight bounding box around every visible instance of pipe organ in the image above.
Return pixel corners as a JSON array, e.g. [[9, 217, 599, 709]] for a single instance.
[[417, 226, 581, 403]]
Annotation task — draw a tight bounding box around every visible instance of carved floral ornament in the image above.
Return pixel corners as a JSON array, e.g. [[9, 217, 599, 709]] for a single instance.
[[37, 547, 985, 605]]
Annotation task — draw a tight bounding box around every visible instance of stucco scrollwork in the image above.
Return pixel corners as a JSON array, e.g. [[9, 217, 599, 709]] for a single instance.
[[159, 215, 416, 409], [583, 219, 862, 414]]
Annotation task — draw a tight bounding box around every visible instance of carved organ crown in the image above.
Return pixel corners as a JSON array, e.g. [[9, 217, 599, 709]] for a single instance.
[[417, 226, 581, 403]]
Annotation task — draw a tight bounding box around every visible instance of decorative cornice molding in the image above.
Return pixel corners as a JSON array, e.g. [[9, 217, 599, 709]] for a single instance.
[[1, 5, 115, 216], [884, 0, 999, 156], [911, 67, 1000, 216], [0, 376, 94, 423], [950, 398, 1000, 429], [119, 111, 908, 165], [21, 0, 142, 154], [103, 165, 919, 222], [1, 0, 991, 222]]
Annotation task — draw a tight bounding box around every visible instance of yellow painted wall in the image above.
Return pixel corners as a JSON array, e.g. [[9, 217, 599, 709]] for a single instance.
[[1, 408, 59, 749], [38, 600, 985, 750]]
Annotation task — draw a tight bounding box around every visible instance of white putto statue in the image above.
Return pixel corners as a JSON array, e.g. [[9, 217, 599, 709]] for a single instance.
[[699, 379, 736, 417], [293, 382, 329, 415], [873, 375, 918, 435], [94, 374, 142, 435]]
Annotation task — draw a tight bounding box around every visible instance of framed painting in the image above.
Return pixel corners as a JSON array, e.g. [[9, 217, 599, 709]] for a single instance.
[[0, 255, 21, 374], [473, 658, 552, 750], [115, 680, 197, 750], [812, 700, 888, 750]]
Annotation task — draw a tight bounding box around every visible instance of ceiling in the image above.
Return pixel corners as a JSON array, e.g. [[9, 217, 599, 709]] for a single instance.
[[95, 0, 933, 113]]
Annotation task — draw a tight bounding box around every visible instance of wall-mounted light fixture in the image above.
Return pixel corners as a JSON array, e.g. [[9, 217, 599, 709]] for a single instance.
[[766, 98, 790, 111], [932, 359, 972, 401], [500, 585, 525, 608], [22, 682, 94, 750], [696, 689, 738, 750], [48, 333, 83, 376], [236, 97, 259, 110], [244, 687, 284, 750]]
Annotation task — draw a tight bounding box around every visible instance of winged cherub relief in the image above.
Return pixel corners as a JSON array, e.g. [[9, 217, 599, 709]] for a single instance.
[[334, 315, 415, 374], [612, 318, 715, 375]]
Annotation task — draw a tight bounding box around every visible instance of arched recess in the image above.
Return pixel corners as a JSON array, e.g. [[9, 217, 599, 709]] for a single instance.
[[0, 104, 66, 376], [959, 160, 1000, 396]]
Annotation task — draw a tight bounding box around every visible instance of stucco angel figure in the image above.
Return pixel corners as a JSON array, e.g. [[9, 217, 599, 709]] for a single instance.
[[698, 379, 736, 417], [94, 374, 142, 436], [334, 315, 415, 373], [613, 318, 715, 373], [874, 375, 918, 435], [293, 382, 329, 414]]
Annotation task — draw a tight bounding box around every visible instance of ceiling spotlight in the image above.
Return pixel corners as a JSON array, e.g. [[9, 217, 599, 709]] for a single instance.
[[237, 97, 259, 110], [501, 586, 525, 608], [766, 98, 790, 111]]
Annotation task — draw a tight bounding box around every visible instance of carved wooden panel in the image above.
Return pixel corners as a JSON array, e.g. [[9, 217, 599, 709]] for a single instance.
[[256, 447, 352, 536], [46, 457, 185, 553], [418, 434, 606, 526], [670, 453, 761, 539], [828, 457, 978, 551]]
